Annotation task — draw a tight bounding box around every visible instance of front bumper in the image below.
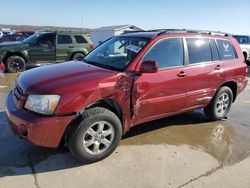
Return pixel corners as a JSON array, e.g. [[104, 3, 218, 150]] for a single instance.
[[6, 92, 75, 148]]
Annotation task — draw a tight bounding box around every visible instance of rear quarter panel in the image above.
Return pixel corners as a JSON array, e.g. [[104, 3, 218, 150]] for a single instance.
[[221, 37, 248, 95]]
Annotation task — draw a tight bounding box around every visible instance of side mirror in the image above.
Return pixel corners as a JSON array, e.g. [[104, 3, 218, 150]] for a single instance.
[[139, 61, 158, 73]]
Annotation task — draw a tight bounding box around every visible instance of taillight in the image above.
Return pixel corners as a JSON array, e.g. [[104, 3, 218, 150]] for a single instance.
[[89, 44, 94, 50]]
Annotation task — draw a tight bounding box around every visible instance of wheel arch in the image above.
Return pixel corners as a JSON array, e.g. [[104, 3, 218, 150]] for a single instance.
[[70, 51, 87, 60], [242, 49, 249, 60], [62, 98, 123, 146], [220, 81, 237, 102], [3, 51, 28, 64]]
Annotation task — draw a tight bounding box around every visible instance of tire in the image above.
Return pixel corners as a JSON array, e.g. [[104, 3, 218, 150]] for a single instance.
[[204, 86, 233, 121], [72, 53, 85, 61], [5, 55, 26, 73], [68, 107, 122, 163]]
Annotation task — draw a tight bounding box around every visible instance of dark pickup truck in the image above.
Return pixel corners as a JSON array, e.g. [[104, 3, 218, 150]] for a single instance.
[[0, 31, 93, 72]]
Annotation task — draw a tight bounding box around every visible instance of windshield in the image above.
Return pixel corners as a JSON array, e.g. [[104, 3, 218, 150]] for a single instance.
[[23, 33, 43, 43], [84, 37, 149, 71]]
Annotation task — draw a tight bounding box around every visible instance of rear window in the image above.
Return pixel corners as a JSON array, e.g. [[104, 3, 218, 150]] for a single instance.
[[74, 35, 88, 44], [58, 35, 72, 44], [186, 38, 212, 64], [216, 39, 236, 60]]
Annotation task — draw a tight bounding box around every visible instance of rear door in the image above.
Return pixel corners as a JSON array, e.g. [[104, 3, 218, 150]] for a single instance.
[[29, 34, 56, 63], [132, 38, 187, 125], [183, 37, 224, 108], [56, 34, 74, 62]]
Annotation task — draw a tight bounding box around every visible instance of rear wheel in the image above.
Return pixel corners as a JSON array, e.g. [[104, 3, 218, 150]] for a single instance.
[[68, 107, 122, 163], [72, 53, 85, 61], [5, 55, 26, 73], [204, 86, 233, 121]]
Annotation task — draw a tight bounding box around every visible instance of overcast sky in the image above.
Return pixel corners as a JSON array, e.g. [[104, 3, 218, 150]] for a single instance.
[[0, 0, 249, 35]]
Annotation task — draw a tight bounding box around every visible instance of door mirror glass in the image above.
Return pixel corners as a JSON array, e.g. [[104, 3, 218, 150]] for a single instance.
[[139, 61, 158, 73]]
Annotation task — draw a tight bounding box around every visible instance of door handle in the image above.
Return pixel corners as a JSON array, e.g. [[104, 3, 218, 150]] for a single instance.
[[68, 46, 74, 48], [177, 71, 188, 77], [215, 65, 221, 70]]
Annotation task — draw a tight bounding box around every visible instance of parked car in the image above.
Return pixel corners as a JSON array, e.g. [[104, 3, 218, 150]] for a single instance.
[[0, 30, 13, 38], [0, 31, 94, 72], [6, 29, 248, 163], [0, 30, 35, 43], [233, 35, 250, 65]]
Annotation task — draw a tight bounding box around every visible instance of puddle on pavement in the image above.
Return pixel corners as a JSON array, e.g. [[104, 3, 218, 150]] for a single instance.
[[121, 109, 250, 166]]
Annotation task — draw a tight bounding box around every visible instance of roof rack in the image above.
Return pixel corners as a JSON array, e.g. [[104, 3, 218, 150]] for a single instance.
[[123, 29, 231, 37], [39, 30, 87, 34], [155, 29, 231, 36]]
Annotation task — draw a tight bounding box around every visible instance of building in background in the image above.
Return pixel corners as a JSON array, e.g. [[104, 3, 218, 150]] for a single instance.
[[90, 24, 143, 47]]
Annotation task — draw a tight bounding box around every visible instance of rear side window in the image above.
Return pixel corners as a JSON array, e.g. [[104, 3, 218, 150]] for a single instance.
[[210, 39, 219, 61], [58, 35, 72, 44], [186, 38, 212, 64], [216, 39, 236, 60], [74, 35, 88, 43], [143, 38, 184, 69]]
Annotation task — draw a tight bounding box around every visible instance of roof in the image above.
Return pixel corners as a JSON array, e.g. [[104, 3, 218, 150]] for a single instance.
[[92, 24, 143, 31]]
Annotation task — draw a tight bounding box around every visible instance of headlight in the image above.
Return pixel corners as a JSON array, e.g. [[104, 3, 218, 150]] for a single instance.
[[24, 95, 60, 115]]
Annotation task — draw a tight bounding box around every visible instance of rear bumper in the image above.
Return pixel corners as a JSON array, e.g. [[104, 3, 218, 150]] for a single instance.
[[6, 92, 75, 148]]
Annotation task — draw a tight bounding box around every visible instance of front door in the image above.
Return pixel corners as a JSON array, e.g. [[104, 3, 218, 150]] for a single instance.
[[29, 34, 56, 63], [132, 38, 187, 125]]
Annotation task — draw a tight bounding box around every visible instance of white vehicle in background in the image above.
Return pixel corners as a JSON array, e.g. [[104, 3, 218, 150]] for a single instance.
[[233, 35, 250, 65], [0, 28, 13, 38]]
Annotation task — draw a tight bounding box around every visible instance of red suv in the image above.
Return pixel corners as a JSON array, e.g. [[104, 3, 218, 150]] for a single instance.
[[6, 29, 248, 163]]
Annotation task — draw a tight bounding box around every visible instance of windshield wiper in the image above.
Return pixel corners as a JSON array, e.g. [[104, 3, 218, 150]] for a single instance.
[[82, 59, 121, 71]]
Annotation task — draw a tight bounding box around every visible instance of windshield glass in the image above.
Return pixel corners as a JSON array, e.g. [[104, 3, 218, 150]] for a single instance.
[[84, 37, 149, 71], [23, 33, 43, 43]]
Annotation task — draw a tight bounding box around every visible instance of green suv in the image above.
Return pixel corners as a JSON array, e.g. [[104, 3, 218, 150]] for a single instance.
[[0, 31, 94, 73]]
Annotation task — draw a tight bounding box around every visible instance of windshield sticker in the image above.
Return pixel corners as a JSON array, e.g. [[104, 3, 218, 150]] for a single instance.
[[125, 44, 142, 53]]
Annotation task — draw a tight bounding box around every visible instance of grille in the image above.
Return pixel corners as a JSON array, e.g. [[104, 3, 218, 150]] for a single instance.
[[13, 83, 23, 101], [13, 83, 25, 108]]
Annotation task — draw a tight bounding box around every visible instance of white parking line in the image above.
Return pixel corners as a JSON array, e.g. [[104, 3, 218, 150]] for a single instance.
[[0, 85, 8, 89]]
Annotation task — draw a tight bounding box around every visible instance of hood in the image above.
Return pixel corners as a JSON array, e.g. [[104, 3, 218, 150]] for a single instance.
[[18, 61, 117, 94], [0, 41, 26, 47]]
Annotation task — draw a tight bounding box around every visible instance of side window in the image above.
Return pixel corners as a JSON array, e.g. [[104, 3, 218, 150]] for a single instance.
[[143, 38, 184, 69], [216, 39, 236, 60], [74, 35, 88, 44], [36, 35, 55, 48], [58, 35, 72, 44], [186, 38, 212, 64], [210, 39, 219, 61]]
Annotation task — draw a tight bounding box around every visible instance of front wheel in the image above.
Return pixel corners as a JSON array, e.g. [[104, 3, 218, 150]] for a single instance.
[[5, 55, 26, 73], [68, 107, 122, 163], [204, 86, 233, 121]]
